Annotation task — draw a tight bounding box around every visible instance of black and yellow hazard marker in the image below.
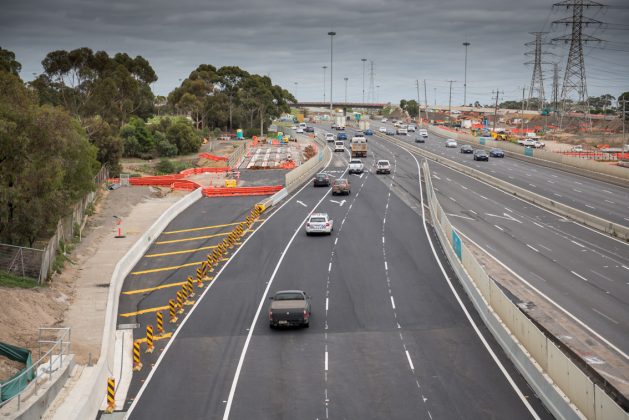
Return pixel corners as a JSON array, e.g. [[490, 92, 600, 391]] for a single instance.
[[145, 325, 154, 353], [176, 291, 184, 314], [105, 377, 115, 413], [156, 311, 164, 334], [169, 299, 178, 323], [186, 278, 195, 297], [133, 340, 142, 371]]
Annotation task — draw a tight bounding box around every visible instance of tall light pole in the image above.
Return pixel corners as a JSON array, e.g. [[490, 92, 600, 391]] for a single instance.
[[328, 31, 336, 112], [344, 77, 348, 103], [361, 58, 367, 103], [376, 85, 380, 103], [294, 81, 298, 100], [322, 66, 327, 103], [462, 42, 470, 106]]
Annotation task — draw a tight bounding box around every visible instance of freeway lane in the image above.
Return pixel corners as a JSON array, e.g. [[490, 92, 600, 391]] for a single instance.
[[372, 121, 629, 228], [127, 142, 549, 419]]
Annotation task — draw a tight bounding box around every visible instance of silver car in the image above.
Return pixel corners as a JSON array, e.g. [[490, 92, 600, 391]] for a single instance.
[[445, 139, 458, 148]]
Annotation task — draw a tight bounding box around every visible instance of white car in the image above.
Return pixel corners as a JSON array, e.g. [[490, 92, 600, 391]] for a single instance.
[[325, 133, 335, 142], [296, 127, 304, 133], [407, 125, 416, 132], [376, 159, 391, 174], [419, 129, 428, 138], [305, 213, 333, 235], [381, 118, 388, 122], [445, 139, 458, 148], [348, 159, 364, 174], [334, 141, 345, 152], [379, 126, 387, 133], [396, 127, 408, 135]]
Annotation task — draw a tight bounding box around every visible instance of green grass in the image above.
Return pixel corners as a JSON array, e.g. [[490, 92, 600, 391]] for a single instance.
[[0, 271, 38, 288]]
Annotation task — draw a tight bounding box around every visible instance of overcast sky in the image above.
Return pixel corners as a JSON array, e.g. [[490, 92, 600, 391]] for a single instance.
[[2, 0, 628, 106]]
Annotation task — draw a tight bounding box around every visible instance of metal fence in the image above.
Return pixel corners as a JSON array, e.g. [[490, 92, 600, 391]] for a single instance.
[[0, 327, 71, 412]]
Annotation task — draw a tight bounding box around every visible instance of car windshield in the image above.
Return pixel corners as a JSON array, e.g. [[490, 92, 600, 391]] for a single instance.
[[310, 217, 326, 223], [275, 292, 304, 301], [316, 174, 326, 179]]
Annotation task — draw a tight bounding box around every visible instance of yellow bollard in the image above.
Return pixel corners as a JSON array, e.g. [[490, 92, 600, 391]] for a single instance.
[[156, 311, 164, 334], [145, 325, 154, 353], [105, 377, 115, 413], [169, 299, 178, 323], [187, 276, 195, 297], [176, 291, 184, 314], [133, 340, 142, 371]]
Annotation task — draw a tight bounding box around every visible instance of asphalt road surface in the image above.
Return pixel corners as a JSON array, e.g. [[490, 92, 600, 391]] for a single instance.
[[125, 143, 549, 419]]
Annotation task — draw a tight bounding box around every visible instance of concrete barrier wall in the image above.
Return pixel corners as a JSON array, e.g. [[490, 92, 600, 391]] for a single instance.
[[428, 125, 629, 186], [285, 136, 330, 193], [423, 161, 628, 419], [51, 188, 203, 420], [379, 133, 628, 241]]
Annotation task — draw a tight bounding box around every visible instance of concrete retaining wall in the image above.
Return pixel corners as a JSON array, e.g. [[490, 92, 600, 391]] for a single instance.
[[378, 133, 628, 241], [49, 189, 204, 420], [424, 161, 628, 419], [428, 125, 629, 187]]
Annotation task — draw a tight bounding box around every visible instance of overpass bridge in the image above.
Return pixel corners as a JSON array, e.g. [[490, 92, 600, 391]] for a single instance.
[[293, 102, 387, 112]]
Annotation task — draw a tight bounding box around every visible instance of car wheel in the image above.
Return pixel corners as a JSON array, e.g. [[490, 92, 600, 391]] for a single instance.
[[304, 321, 310, 328], [306, 232, 311, 236]]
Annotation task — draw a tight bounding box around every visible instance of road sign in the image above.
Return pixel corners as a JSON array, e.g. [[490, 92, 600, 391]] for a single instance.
[[452, 230, 462, 260]]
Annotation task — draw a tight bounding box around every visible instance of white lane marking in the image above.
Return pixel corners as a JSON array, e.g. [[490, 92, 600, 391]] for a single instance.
[[328, 262, 332, 272], [128, 150, 337, 418], [460, 185, 468, 190], [585, 204, 595, 209], [334, 238, 338, 245], [554, 193, 562, 197], [398, 152, 541, 418], [533, 222, 544, 228], [469, 210, 477, 215], [494, 224, 504, 231], [433, 175, 441, 180], [526, 244, 539, 253], [504, 207, 512, 213], [296, 200, 307, 207], [405, 350, 415, 371], [446, 213, 475, 221], [547, 180, 555, 184], [538, 244, 552, 252], [326, 297, 329, 312], [455, 230, 629, 360], [479, 195, 488, 200], [571, 270, 589, 282], [449, 197, 457, 202], [325, 351, 329, 371], [382, 236, 385, 244], [590, 270, 615, 282], [573, 189, 582, 193], [390, 296, 396, 310], [575, 181, 583, 185], [571, 240, 585, 248], [592, 308, 619, 324], [329, 199, 346, 206], [622, 265, 629, 271], [604, 200, 615, 204], [486, 213, 522, 223], [529, 184, 536, 188], [384, 261, 388, 271], [602, 190, 612, 194]]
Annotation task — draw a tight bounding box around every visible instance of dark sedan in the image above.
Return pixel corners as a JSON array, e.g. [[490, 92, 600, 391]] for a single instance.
[[473, 150, 489, 161], [460, 144, 474, 154], [337, 132, 348, 140], [490, 148, 505, 157], [313, 173, 331, 187], [304, 126, 315, 133], [364, 128, 374, 135]]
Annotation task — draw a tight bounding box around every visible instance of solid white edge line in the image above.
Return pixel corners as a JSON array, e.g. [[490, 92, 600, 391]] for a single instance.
[[127, 149, 336, 418], [397, 145, 541, 419], [455, 229, 628, 360]]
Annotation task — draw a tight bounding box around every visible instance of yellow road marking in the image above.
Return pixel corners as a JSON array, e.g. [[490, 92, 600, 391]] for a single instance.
[[145, 244, 217, 258], [163, 219, 265, 235], [130, 258, 229, 275], [156, 232, 229, 245], [120, 305, 169, 318], [121, 278, 214, 295], [136, 332, 173, 343]]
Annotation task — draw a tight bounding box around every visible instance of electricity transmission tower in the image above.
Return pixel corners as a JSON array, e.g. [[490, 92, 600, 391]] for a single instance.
[[524, 32, 550, 110], [552, 0, 604, 127]]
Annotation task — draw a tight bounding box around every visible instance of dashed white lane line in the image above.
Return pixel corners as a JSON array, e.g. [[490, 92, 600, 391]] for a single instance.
[[469, 210, 477, 215], [622, 265, 629, 271], [573, 189, 582, 193], [604, 200, 615, 204], [574, 181, 583, 185], [571, 240, 585, 248], [384, 261, 388, 271], [449, 197, 457, 202], [334, 238, 338, 245], [479, 195, 488, 200], [529, 184, 536, 188], [296, 200, 307, 207], [526, 244, 539, 253], [602, 189, 612, 194], [494, 224, 504, 231], [554, 193, 562, 197], [382, 236, 385, 244], [533, 222, 544, 228], [326, 297, 329, 312], [390, 296, 396, 310], [538, 244, 552, 252], [325, 350, 328, 371], [328, 262, 332, 272], [460, 185, 468, 190], [592, 308, 619, 325], [405, 350, 415, 371], [571, 270, 589, 282], [433, 175, 441, 180], [585, 204, 595, 209]]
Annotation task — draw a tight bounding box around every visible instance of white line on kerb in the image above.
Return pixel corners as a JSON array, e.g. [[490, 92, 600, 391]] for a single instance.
[[390, 296, 396, 310], [405, 350, 415, 371], [571, 270, 589, 282]]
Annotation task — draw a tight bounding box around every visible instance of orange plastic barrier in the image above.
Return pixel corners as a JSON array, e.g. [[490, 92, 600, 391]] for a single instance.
[[202, 185, 283, 198], [172, 180, 202, 191], [179, 167, 231, 176], [198, 153, 229, 162]]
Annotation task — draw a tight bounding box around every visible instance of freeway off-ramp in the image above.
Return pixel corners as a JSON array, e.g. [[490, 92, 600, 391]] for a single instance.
[[121, 144, 549, 419]]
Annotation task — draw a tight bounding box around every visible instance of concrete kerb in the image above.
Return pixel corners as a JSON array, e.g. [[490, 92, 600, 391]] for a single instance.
[[49, 188, 203, 420], [422, 162, 583, 420], [378, 132, 628, 242], [428, 125, 629, 187]]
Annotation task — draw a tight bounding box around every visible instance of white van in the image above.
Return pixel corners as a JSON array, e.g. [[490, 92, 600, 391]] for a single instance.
[[334, 141, 345, 152], [299, 122, 307, 129], [419, 129, 428, 138]]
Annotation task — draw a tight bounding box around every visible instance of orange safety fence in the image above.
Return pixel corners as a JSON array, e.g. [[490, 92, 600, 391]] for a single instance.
[[198, 153, 229, 162], [179, 167, 231, 176], [202, 185, 283, 198], [172, 180, 202, 191]]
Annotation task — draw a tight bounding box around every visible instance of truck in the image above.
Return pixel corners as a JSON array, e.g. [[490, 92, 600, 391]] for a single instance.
[[335, 116, 346, 130], [268, 290, 311, 328], [350, 137, 367, 157]]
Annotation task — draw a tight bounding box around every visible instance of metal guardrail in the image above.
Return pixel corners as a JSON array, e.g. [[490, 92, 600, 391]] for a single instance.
[[0, 327, 71, 412]]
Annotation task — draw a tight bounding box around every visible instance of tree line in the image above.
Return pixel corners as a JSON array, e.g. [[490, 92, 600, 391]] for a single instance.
[[0, 46, 295, 247]]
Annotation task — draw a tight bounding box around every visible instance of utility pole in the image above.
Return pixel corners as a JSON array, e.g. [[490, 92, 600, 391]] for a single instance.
[[416, 80, 422, 125], [492, 89, 503, 132], [521, 86, 526, 134], [344, 77, 348, 103], [447, 80, 456, 126], [322, 66, 327, 103], [423, 79, 428, 109], [361, 58, 367, 103], [553, 0, 604, 129], [525, 32, 550, 111]]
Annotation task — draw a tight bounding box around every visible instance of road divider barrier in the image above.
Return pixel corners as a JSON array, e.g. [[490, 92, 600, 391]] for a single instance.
[[379, 132, 628, 242], [423, 161, 627, 420]]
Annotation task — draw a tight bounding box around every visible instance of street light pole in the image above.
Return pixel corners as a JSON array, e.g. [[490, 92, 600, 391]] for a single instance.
[[322, 66, 327, 103], [462, 42, 470, 106], [294, 82, 298, 100], [344, 77, 348, 103], [328, 32, 336, 112], [376, 85, 380, 102], [361, 58, 367, 103]]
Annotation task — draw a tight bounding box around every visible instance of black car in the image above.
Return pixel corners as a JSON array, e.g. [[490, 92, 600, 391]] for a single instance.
[[473, 150, 489, 161], [415, 136, 425, 143], [304, 126, 315, 133], [460, 144, 474, 154], [489, 148, 505, 157], [313, 173, 331, 187]]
